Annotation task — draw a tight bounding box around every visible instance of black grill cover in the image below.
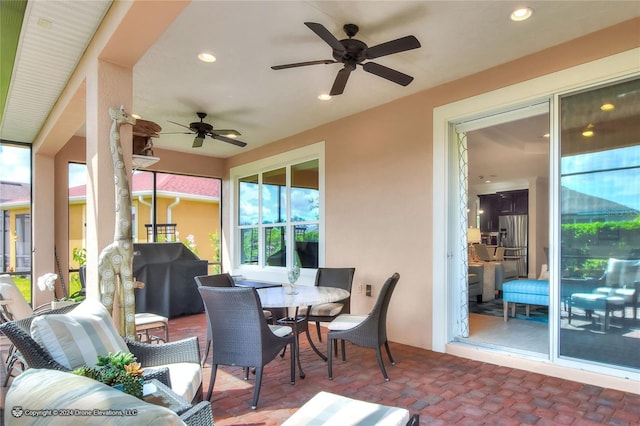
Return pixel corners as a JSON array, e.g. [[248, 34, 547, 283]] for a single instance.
[[133, 243, 207, 318]]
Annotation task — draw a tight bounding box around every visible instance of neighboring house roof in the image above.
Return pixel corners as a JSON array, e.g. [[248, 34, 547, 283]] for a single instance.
[[4, 174, 220, 207], [0, 181, 30, 205], [561, 186, 638, 216]]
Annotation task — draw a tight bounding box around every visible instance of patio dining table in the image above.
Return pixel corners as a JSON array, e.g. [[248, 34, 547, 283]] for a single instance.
[[256, 286, 350, 378]]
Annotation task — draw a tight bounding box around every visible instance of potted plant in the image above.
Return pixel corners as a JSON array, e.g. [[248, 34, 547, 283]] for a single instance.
[[72, 352, 144, 398], [37, 273, 85, 309]]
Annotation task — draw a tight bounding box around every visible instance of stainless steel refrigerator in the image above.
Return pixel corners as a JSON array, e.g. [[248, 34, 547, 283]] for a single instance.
[[498, 214, 528, 276]]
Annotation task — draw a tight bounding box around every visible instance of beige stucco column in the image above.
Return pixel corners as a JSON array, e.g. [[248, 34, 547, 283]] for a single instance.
[[84, 59, 133, 302], [31, 154, 56, 306]]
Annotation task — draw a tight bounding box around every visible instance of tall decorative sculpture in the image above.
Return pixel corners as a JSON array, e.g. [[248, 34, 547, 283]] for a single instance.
[[99, 106, 137, 337]]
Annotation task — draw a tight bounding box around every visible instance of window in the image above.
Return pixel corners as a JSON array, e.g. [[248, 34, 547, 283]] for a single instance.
[[234, 143, 324, 271]]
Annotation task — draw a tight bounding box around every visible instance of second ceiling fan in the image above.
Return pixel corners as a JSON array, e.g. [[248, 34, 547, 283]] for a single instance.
[[272, 22, 421, 96], [166, 112, 247, 148]]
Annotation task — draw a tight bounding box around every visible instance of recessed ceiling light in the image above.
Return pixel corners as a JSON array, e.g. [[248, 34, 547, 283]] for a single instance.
[[510, 7, 533, 21], [225, 133, 237, 138], [318, 94, 332, 101], [131, 113, 142, 119], [543, 133, 550, 138], [582, 124, 595, 137], [600, 103, 615, 111], [197, 52, 216, 63]]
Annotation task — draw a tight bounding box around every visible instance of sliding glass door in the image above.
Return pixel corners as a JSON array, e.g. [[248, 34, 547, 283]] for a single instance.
[[559, 77, 640, 370]]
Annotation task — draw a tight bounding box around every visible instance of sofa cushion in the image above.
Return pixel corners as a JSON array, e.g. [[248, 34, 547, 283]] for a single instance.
[[30, 299, 129, 370], [156, 362, 202, 403], [282, 391, 410, 426], [4, 369, 184, 425]]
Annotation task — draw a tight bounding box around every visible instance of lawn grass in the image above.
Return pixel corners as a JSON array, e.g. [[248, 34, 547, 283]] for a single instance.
[[10, 274, 82, 304]]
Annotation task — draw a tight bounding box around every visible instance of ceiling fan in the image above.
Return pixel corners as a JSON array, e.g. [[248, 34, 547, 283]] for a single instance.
[[166, 112, 247, 148], [271, 22, 421, 96]]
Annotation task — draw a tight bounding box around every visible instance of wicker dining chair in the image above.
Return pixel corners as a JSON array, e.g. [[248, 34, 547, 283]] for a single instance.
[[327, 272, 400, 382], [197, 286, 296, 409], [194, 273, 273, 366], [302, 267, 355, 342]]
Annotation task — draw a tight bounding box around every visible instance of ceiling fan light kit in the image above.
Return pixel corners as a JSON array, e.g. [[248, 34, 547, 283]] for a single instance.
[[271, 22, 421, 96]]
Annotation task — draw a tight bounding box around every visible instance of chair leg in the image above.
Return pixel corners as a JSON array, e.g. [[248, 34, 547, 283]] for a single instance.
[[251, 366, 263, 410], [375, 346, 390, 382], [200, 339, 212, 366], [315, 321, 322, 342], [289, 341, 296, 385], [206, 365, 218, 401], [327, 337, 333, 380], [341, 339, 346, 362], [384, 340, 395, 365]]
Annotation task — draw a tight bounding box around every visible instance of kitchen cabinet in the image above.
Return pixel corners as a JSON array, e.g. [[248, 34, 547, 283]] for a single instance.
[[479, 190, 528, 232], [479, 194, 499, 232]]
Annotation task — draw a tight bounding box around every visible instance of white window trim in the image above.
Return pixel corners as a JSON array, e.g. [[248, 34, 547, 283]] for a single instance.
[[230, 142, 325, 286], [433, 48, 640, 382]]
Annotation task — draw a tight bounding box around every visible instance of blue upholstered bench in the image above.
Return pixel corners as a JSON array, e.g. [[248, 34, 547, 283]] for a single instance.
[[502, 280, 549, 321]]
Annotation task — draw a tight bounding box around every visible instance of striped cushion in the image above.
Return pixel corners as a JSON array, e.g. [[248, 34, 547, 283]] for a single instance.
[[309, 302, 344, 317], [299, 302, 344, 317], [31, 299, 129, 370], [282, 391, 410, 426], [5, 369, 183, 425], [327, 314, 368, 331], [269, 324, 293, 337]]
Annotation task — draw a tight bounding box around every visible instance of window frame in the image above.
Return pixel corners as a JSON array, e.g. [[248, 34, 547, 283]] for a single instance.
[[230, 142, 325, 285]]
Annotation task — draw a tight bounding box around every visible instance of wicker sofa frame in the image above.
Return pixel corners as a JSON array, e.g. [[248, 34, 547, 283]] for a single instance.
[[0, 304, 212, 426]]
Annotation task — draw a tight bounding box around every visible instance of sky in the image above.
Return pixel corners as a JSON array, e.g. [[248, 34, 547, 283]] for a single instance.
[[0, 145, 30, 183], [0, 145, 86, 187]]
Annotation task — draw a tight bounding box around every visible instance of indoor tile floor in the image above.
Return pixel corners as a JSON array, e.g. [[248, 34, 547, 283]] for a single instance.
[[2, 312, 640, 425]]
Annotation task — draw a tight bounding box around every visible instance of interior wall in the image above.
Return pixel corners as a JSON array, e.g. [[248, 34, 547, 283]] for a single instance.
[[223, 19, 639, 350]]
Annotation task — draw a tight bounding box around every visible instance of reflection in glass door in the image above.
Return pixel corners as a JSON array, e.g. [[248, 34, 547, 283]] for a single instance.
[[559, 77, 640, 370]]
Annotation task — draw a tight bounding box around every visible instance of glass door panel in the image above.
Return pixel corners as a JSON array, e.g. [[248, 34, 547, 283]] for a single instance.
[[559, 77, 640, 369]]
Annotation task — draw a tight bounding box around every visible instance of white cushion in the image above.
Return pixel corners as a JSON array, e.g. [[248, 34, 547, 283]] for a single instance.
[[154, 362, 202, 403], [0, 278, 34, 320], [327, 314, 368, 331], [30, 299, 128, 370], [269, 324, 293, 337], [5, 369, 184, 425], [282, 391, 410, 426]]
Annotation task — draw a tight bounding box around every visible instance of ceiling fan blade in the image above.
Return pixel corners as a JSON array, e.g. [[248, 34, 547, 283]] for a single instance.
[[330, 67, 352, 96], [211, 129, 241, 137], [304, 22, 346, 54], [211, 133, 247, 147], [192, 136, 205, 148], [271, 59, 336, 70], [160, 131, 192, 135], [168, 120, 193, 131], [362, 62, 414, 86], [365, 35, 421, 59]]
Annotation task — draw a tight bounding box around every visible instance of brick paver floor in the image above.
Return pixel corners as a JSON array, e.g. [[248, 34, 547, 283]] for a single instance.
[[2, 312, 639, 425]]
